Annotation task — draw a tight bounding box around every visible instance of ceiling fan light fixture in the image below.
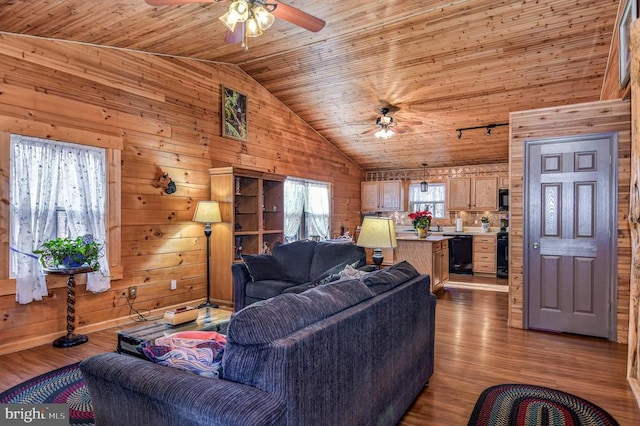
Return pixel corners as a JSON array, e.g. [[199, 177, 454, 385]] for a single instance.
[[219, 11, 239, 32], [254, 5, 275, 30], [374, 127, 394, 139], [229, 1, 249, 22], [246, 16, 263, 37]]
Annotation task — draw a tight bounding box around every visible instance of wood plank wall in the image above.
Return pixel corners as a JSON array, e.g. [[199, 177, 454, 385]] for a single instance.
[[626, 18, 640, 409], [0, 33, 364, 354], [509, 99, 631, 343]]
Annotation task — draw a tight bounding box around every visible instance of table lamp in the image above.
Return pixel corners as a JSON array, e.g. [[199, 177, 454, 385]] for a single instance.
[[193, 201, 222, 308], [356, 217, 397, 269]]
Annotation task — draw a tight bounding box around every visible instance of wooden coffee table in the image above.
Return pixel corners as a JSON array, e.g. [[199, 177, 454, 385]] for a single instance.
[[116, 307, 232, 359]]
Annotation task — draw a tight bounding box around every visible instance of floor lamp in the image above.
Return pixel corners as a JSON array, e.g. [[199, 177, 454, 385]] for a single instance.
[[193, 201, 222, 308], [356, 217, 397, 269]]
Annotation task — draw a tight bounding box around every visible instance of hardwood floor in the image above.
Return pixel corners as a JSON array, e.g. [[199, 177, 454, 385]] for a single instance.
[[1, 286, 639, 425]]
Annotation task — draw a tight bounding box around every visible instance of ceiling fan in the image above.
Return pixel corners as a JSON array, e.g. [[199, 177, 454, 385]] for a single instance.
[[145, 0, 325, 50], [366, 107, 423, 139]]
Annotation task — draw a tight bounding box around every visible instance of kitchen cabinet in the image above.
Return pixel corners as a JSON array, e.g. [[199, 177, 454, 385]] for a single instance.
[[499, 176, 509, 189], [209, 167, 285, 305], [447, 177, 498, 211], [394, 236, 450, 293], [431, 239, 449, 292], [473, 234, 497, 276], [361, 180, 403, 212]]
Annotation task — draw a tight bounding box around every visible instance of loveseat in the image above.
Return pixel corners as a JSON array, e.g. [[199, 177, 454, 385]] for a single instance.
[[232, 239, 367, 311], [79, 261, 436, 426]]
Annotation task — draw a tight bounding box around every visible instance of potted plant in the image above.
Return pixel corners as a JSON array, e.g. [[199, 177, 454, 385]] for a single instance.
[[408, 210, 433, 238], [34, 234, 103, 271], [481, 216, 490, 232]]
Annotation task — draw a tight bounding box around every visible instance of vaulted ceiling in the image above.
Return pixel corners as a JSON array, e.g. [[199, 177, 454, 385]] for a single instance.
[[0, 0, 621, 170]]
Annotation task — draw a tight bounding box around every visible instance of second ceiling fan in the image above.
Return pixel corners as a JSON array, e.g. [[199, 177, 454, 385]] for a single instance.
[[145, 0, 325, 50]]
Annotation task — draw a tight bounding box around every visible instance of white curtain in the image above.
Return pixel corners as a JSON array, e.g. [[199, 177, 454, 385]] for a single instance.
[[306, 182, 330, 239], [10, 135, 110, 304], [284, 179, 306, 242]]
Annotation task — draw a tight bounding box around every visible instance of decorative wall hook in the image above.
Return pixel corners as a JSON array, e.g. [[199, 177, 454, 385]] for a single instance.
[[154, 172, 177, 194]]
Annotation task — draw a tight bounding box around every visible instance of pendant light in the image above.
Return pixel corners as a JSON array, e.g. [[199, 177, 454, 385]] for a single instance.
[[420, 163, 428, 192]]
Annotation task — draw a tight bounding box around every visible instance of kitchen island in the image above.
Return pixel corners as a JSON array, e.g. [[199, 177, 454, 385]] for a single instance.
[[394, 235, 452, 293]]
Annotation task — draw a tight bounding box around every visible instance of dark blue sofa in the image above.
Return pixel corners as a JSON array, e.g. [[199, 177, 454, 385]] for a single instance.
[[80, 262, 436, 426], [232, 239, 367, 311]]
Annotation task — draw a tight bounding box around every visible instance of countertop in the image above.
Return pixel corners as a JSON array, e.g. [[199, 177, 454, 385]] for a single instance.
[[396, 226, 504, 237], [396, 235, 452, 242]]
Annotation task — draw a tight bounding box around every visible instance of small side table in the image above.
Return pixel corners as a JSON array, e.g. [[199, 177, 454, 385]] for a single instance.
[[45, 266, 94, 348]]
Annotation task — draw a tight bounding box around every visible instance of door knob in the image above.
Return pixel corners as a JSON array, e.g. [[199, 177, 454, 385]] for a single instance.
[[531, 242, 540, 249]]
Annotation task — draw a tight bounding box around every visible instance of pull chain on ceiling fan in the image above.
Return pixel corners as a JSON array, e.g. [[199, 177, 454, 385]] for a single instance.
[[145, 0, 325, 51]]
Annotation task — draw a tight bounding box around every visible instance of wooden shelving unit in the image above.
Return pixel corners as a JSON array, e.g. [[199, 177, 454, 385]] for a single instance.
[[208, 167, 285, 305]]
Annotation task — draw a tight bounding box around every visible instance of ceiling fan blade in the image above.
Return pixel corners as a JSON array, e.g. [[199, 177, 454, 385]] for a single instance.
[[225, 22, 244, 44], [392, 127, 408, 134], [398, 120, 423, 126], [272, 1, 325, 32], [145, 0, 222, 5]]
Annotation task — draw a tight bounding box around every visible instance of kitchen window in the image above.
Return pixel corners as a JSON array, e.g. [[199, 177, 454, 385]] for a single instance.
[[408, 183, 445, 218]]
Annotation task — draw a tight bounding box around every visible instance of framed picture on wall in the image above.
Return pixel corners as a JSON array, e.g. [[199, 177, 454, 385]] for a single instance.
[[222, 85, 248, 141], [619, 0, 637, 87]]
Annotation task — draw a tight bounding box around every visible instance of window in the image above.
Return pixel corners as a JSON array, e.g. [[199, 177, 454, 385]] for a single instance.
[[9, 135, 111, 303], [284, 178, 331, 242], [408, 183, 446, 218]]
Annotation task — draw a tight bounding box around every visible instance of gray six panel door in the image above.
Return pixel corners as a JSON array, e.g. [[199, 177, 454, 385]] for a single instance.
[[526, 133, 616, 339]]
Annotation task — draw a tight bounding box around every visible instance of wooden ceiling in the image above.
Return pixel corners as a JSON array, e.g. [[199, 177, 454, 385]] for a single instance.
[[0, 0, 621, 171]]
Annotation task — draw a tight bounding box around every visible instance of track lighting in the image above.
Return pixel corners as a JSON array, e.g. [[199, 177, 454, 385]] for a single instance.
[[455, 123, 508, 139]]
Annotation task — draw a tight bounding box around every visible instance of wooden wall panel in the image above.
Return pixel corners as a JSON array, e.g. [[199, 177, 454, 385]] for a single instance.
[[509, 99, 631, 343], [0, 33, 364, 354], [601, 0, 632, 101], [627, 17, 640, 410]]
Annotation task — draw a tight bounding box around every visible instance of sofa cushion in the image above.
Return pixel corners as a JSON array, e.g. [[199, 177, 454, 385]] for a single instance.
[[361, 261, 420, 295], [309, 241, 365, 280], [272, 240, 317, 283], [241, 254, 285, 282], [245, 279, 300, 300], [228, 279, 375, 345]]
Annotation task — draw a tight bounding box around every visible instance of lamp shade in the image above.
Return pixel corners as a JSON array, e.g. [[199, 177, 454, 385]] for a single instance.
[[192, 201, 222, 224], [356, 217, 397, 249]]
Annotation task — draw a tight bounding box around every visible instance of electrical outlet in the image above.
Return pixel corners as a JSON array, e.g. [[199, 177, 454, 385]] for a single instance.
[[128, 286, 137, 299], [170, 280, 177, 290]]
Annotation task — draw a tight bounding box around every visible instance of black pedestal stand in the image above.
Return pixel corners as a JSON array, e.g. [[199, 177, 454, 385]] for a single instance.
[[198, 223, 219, 309], [46, 266, 93, 348]]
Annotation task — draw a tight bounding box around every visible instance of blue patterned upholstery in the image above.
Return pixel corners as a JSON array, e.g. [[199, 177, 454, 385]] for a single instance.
[[80, 267, 435, 426]]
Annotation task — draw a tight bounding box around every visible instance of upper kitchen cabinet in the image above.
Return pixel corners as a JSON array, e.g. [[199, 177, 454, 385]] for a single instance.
[[361, 180, 404, 212], [499, 176, 509, 189], [447, 177, 498, 211]]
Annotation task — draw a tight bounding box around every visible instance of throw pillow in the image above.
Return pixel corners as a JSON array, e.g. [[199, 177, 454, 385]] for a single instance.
[[312, 259, 362, 285], [141, 331, 226, 378], [241, 254, 285, 282], [340, 264, 369, 280]]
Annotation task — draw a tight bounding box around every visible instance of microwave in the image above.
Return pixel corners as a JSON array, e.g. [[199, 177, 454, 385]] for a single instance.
[[498, 189, 509, 211]]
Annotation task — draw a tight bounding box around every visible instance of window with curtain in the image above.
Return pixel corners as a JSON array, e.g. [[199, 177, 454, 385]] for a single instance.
[[284, 178, 330, 242], [9, 134, 110, 304], [408, 183, 446, 218]]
